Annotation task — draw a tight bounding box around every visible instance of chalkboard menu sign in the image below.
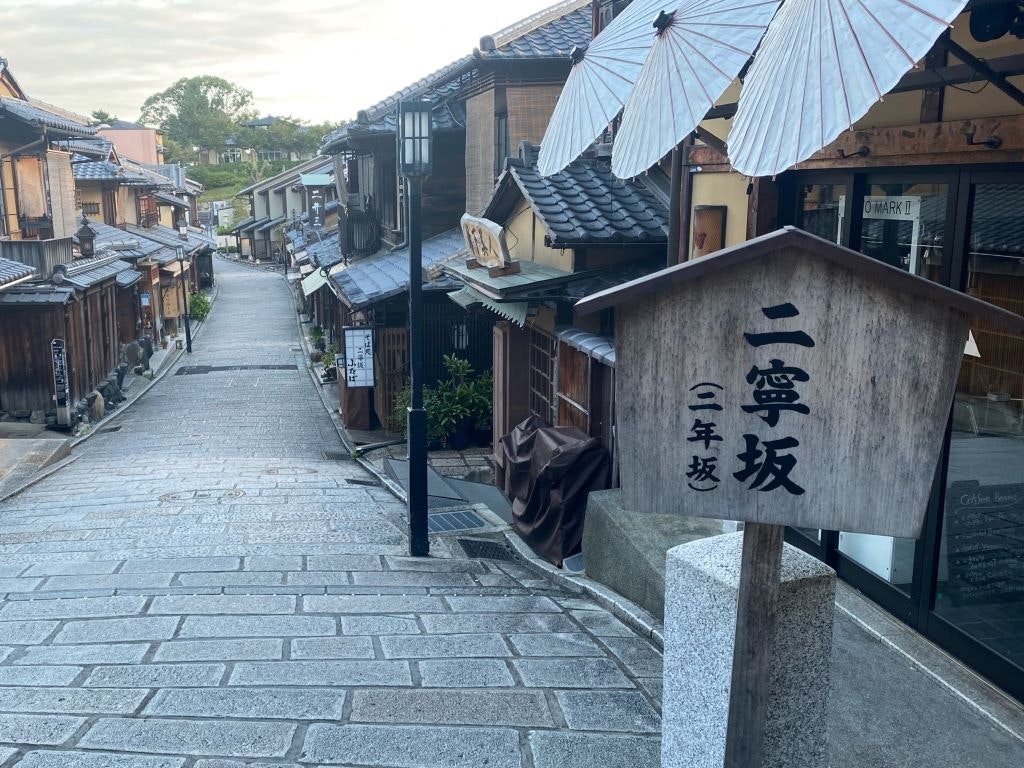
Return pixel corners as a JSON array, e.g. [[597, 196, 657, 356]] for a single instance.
[[944, 480, 1024, 604]]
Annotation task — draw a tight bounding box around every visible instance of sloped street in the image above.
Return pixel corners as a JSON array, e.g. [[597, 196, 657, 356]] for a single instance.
[[0, 260, 663, 767]]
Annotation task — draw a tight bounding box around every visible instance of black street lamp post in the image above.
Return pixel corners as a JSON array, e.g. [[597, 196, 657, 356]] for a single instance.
[[398, 100, 433, 557], [176, 247, 193, 354]]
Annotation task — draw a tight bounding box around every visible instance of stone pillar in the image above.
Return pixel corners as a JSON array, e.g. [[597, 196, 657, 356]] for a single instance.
[[662, 533, 835, 768]]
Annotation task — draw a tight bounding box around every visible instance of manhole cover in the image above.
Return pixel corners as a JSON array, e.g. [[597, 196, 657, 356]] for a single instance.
[[159, 489, 245, 502], [344, 477, 380, 487], [264, 467, 319, 476], [322, 450, 352, 461], [429, 509, 488, 534], [458, 537, 518, 561]]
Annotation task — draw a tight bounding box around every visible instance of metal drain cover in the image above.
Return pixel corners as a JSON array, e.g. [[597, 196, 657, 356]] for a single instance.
[[429, 509, 488, 534], [344, 477, 380, 487], [322, 450, 352, 461], [264, 467, 319, 476], [457, 537, 518, 561], [98, 425, 122, 434]]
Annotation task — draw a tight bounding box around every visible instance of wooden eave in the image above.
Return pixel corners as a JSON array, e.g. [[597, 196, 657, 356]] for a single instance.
[[575, 226, 1024, 334]]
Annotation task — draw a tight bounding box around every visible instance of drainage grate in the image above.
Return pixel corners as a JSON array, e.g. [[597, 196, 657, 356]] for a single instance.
[[322, 449, 353, 461], [176, 364, 298, 376], [457, 537, 518, 561], [344, 477, 380, 487], [98, 425, 122, 434], [428, 509, 488, 534]]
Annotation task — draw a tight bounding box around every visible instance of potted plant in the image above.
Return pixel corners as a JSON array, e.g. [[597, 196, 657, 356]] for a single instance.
[[471, 369, 493, 448]]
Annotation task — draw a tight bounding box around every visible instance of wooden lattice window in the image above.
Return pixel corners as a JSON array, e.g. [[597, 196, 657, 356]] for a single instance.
[[528, 328, 556, 424], [82, 201, 100, 216], [136, 194, 157, 227]]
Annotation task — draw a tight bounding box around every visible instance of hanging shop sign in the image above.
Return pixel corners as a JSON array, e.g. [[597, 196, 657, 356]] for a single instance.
[[343, 326, 374, 388]]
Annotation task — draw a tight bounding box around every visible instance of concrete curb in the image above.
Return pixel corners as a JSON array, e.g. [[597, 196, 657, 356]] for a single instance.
[[0, 452, 82, 505]]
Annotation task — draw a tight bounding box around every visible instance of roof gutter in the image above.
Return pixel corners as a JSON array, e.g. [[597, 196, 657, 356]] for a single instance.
[[0, 272, 37, 291]]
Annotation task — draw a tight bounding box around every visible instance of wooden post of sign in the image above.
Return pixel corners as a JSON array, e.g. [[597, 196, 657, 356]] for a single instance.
[[723, 522, 785, 768]]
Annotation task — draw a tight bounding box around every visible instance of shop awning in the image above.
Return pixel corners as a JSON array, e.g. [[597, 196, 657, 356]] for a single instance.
[[154, 191, 189, 210], [448, 285, 529, 327], [299, 263, 315, 276], [555, 325, 616, 367], [301, 268, 328, 297]]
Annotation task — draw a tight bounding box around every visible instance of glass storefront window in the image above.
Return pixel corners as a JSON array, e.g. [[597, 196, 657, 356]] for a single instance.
[[857, 182, 948, 280], [936, 183, 1024, 670], [796, 183, 845, 244], [835, 181, 950, 593]]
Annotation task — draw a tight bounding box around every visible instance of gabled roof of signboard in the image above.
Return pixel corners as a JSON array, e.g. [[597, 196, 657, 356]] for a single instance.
[[574, 226, 1024, 334]]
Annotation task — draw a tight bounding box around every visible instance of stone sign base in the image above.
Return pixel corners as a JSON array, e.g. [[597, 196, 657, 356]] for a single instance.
[[662, 533, 835, 768]]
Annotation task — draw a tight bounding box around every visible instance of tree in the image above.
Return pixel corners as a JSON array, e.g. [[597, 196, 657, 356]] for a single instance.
[[139, 76, 255, 153], [90, 109, 117, 126]]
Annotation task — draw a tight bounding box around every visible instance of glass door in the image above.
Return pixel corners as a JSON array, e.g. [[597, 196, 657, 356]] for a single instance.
[[927, 180, 1024, 700]]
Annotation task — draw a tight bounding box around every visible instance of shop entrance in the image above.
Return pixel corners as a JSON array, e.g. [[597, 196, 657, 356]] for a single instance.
[[782, 168, 1024, 701]]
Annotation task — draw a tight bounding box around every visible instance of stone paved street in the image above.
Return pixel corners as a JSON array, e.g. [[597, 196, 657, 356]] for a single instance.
[[0, 261, 663, 767]]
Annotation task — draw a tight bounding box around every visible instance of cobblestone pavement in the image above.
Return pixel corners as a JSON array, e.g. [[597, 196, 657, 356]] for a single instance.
[[0, 260, 663, 767]]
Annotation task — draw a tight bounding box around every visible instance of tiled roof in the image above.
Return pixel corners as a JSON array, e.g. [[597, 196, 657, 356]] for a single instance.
[[0, 256, 35, 288], [72, 158, 152, 184], [0, 97, 95, 136], [90, 221, 172, 262], [0, 284, 75, 306], [124, 223, 213, 255], [329, 229, 463, 310], [52, 255, 134, 290], [143, 163, 186, 190], [477, 0, 590, 59], [306, 232, 342, 269], [485, 148, 669, 247], [254, 216, 288, 234], [56, 137, 113, 159], [115, 269, 143, 288]]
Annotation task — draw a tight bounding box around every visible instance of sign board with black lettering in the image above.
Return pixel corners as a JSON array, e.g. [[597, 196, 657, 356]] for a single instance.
[[576, 227, 1024, 538], [343, 327, 374, 388]]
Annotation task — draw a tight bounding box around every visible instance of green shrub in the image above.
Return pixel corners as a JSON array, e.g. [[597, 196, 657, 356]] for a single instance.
[[188, 292, 212, 321]]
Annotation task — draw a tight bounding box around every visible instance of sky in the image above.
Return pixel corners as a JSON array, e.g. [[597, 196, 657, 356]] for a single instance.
[[0, 0, 562, 125]]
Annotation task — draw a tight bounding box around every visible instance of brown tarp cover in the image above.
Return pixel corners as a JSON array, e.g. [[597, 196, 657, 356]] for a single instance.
[[500, 416, 610, 567]]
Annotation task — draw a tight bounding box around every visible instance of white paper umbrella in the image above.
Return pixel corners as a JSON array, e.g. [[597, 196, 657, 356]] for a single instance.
[[611, 0, 782, 179], [537, 0, 669, 177], [729, 0, 969, 178]]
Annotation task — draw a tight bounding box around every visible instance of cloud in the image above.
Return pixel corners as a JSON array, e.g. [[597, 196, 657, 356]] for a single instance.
[[0, 0, 561, 123]]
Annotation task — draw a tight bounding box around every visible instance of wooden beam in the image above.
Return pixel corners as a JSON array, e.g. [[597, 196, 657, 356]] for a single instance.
[[688, 113, 1024, 170], [939, 36, 1024, 110], [920, 47, 947, 124], [723, 522, 785, 768]]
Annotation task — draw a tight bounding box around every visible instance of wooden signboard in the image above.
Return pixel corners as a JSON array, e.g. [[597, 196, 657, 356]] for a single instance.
[[461, 213, 520, 277], [577, 227, 1024, 539], [343, 327, 374, 388], [577, 227, 1024, 768]]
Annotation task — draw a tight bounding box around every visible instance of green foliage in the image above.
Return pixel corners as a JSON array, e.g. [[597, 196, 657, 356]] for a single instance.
[[321, 343, 339, 369], [188, 292, 212, 321], [309, 326, 324, 342], [390, 356, 492, 446], [139, 76, 255, 151], [90, 109, 117, 125]]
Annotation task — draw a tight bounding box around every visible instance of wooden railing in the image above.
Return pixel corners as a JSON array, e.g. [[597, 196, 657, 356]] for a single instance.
[[0, 237, 73, 278]]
